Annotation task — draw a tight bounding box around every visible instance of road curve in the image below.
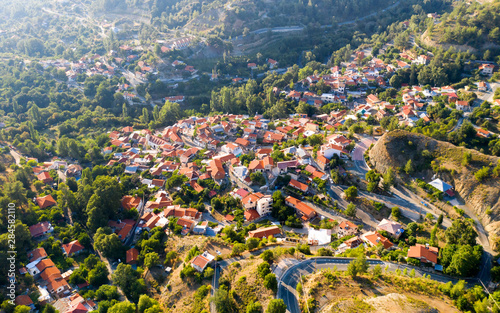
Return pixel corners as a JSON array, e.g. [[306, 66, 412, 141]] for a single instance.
[[248, 1, 401, 36], [277, 257, 462, 313], [351, 136, 377, 179]]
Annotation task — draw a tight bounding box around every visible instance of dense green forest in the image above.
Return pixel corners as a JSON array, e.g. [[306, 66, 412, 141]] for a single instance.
[[0, 0, 454, 60], [426, 0, 500, 55]]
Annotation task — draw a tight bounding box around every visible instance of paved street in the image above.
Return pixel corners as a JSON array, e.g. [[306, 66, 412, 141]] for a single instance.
[[246, 1, 401, 36], [350, 136, 377, 178], [9, 149, 22, 165], [277, 257, 460, 313], [477, 82, 500, 103], [351, 136, 493, 284]]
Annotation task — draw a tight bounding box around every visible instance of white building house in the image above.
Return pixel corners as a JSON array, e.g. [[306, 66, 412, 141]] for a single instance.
[[320, 144, 349, 159], [256, 195, 273, 217], [308, 228, 332, 245], [479, 63, 495, 75], [26, 260, 41, 276], [221, 143, 242, 157], [321, 93, 337, 103], [191, 251, 215, 272]]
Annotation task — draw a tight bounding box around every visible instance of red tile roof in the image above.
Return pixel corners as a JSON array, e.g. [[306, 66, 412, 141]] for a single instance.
[[363, 231, 393, 249], [248, 226, 281, 238], [36, 259, 56, 272], [37, 172, 53, 183], [210, 158, 225, 180], [46, 276, 69, 294], [191, 254, 211, 271], [289, 179, 308, 192], [177, 217, 195, 229], [190, 181, 204, 193], [40, 266, 61, 281], [67, 302, 88, 313], [285, 196, 316, 219], [407, 244, 438, 264], [126, 248, 139, 264], [242, 193, 264, 206], [123, 126, 133, 133], [244, 209, 260, 221], [235, 188, 250, 198], [152, 179, 165, 187], [339, 220, 357, 231], [317, 155, 329, 165], [235, 138, 250, 146], [62, 240, 85, 255], [15, 295, 33, 306], [121, 195, 142, 210], [185, 208, 199, 219], [248, 159, 264, 170], [256, 148, 273, 156], [29, 221, 51, 237], [28, 247, 47, 262], [117, 224, 133, 241], [36, 194, 57, 209]]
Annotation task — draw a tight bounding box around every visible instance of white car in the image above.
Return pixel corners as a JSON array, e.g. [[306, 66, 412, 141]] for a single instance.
[[216, 250, 221, 255]]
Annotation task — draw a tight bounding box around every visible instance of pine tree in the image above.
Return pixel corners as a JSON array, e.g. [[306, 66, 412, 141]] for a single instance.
[[122, 103, 128, 118], [404, 159, 414, 175], [141, 108, 149, 123], [153, 105, 159, 121]]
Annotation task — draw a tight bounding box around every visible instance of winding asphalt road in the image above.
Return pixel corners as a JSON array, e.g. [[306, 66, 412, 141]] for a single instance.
[[347, 135, 493, 285], [249, 1, 400, 35], [277, 257, 461, 313]]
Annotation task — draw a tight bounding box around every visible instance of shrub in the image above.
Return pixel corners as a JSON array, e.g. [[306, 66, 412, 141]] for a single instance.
[[491, 266, 500, 282], [263, 273, 277, 292], [203, 267, 215, 279], [474, 166, 490, 182], [297, 244, 311, 255], [257, 262, 271, 279], [371, 264, 382, 279], [261, 250, 274, 262], [296, 282, 303, 295], [316, 248, 332, 256], [391, 207, 401, 220], [345, 203, 356, 217], [407, 258, 420, 267], [344, 186, 358, 201]]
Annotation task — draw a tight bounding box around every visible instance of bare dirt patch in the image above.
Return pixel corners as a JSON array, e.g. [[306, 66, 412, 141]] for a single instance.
[[301, 269, 458, 313]]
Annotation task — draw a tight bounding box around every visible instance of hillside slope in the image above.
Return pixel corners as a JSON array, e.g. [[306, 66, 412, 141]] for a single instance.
[[420, 0, 500, 54], [369, 130, 500, 245], [302, 267, 458, 313]]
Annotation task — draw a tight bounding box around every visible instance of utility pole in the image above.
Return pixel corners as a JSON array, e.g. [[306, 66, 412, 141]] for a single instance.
[[479, 279, 500, 311]]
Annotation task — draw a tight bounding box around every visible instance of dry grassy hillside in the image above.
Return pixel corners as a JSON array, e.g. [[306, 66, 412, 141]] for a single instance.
[[0, 152, 14, 181], [159, 237, 232, 312], [300, 268, 458, 313], [369, 130, 500, 246]]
